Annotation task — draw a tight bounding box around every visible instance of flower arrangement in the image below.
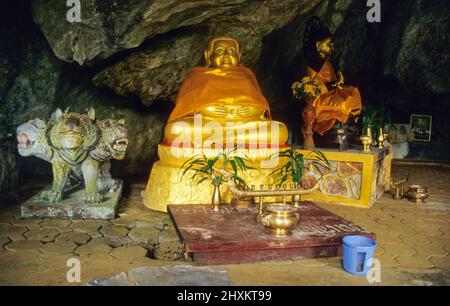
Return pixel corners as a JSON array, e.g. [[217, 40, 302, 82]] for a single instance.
[[291, 76, 326, 100]]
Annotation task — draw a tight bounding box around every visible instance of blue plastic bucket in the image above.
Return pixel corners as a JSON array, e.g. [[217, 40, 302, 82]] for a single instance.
[[342, 235, 377, 275]]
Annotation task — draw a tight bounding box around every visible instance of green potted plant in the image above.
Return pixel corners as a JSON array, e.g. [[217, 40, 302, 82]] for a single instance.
[[268, 148, 330, 206], [269, 148, 330, 186], [361, 104, 395, 140], [180, 147, 254, 211]]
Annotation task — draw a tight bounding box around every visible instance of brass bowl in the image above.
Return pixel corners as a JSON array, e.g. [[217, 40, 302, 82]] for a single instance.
[[405, 185, 429, 203], [231, 196, 255, 208], [260, 203, 299, 237]]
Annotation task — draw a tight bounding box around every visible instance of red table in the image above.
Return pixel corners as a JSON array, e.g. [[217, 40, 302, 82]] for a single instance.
[[168, 202, 375, 265]]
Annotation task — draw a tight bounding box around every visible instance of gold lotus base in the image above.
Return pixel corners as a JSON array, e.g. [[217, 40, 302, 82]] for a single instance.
[[143, 145, 392, 212]]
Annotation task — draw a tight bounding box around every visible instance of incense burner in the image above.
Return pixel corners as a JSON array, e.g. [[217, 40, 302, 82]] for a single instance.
[[405, 185, 429, 203], [260, 203, 299, 237]]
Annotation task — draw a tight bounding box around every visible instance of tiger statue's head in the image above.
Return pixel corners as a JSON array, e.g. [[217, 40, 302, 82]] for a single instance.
[[16, 118, 51, 161], [97, 119, 128, 160], [49, 108, 98, 151]]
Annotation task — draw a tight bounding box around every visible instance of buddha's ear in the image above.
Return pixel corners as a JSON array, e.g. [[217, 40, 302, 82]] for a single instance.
[[315, 41, 321, 51], [204, 50, 211, 67], [237, 50, 242, 64]]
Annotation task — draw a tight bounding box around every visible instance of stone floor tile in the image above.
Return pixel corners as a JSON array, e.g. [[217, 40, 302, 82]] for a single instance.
[[377, 255, 400, 268], [56, 232, 91, 245], [40, 219, 71, 229], [297, 258, 329, 268], [374, 245, 385, 256], [396, 255, 434, 269], [100, 225, 129, 239], [128, 227, 160, 244], [0, 224, 28, 240], [11, 218, 42, 230], [39, 241, 78, 254], [412, 244, 448, 257], [400, 236, 431, 247], [70, 220, 102, 233], [75, 241, 112, 256], [5, 240, 43, 252], [0, 237, 10, 249], [24, 228, 59, 242], [111, 218, 136, 229], [0, 216, 15, 225], [88, 231, 103, 239], [428, 255, 450, 270], [382, 243, 416, 257], [92, 237, 123, 248], [56, 227, 73, 234], [110, 245, 148, 260]]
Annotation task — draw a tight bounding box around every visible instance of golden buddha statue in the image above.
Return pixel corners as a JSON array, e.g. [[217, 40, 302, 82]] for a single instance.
[[301, 17, 362, 149], [144, 36, 290, 212], [164, 36, 288, 147]]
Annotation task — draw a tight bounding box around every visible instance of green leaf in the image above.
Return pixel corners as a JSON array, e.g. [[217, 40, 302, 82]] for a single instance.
[[196, 177, 209, 185], [229, 159, 238, 176]]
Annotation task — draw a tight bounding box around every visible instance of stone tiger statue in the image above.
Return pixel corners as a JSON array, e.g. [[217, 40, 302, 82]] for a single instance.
[[16, 108, 128, 204], [90, 118, 128, 193]]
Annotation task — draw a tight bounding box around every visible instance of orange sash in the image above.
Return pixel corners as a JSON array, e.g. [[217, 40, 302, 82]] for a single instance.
[[307, 61, 362, 135], [168, 66, 271, 122]]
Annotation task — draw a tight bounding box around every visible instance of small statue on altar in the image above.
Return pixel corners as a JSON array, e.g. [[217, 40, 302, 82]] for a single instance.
[[164, 36, 288, 147], [294, 17, 362, 150]]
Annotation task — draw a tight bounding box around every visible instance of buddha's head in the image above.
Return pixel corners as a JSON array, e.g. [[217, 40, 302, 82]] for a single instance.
[[204, 36, 241, 69], [304, 17, 334, 62], [316, 37, 333, 59]]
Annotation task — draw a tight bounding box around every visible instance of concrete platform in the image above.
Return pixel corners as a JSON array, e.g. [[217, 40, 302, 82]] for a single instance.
[[20, 180, 123, 220]]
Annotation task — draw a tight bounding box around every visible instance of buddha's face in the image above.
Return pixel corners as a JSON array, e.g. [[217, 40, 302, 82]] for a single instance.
[[316, 37, 333, 59], [209, 39, 240, 69]]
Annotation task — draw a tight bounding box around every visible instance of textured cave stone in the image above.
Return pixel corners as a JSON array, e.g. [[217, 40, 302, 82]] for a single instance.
[[93, 32, 205, 106], [389, 0, 450, 95], [0, 31, 167, 179], [32, 0, 322, 66], [87, 0, 325, 107]]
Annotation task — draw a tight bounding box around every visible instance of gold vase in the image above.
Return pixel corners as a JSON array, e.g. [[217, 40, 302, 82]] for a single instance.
[[212, 184, 221, 212]]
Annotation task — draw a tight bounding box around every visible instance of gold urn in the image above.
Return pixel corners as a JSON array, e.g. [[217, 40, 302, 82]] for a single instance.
[[405, 185, 429, 203], [260, 204, 299, 237]]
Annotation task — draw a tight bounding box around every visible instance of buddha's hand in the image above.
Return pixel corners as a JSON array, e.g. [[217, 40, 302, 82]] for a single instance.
[[202, 105, 229, 118], [335, 71, 345, 89], [236, 105, 265, 119]]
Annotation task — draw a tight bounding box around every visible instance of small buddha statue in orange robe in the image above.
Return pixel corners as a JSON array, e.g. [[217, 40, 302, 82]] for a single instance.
[[301, 17, 362, 150], [164, 36, 288, 147]]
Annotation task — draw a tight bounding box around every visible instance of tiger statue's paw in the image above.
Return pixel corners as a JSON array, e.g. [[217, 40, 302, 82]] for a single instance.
[[84, 191, 103, 204], [40, 190, 63, 203]]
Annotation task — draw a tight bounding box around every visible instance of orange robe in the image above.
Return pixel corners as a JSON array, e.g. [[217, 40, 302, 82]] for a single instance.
[[168, 66, 271, 122], [307, 60, 362, 135]]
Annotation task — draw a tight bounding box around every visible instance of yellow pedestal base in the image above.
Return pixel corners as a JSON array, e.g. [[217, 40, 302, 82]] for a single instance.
[[143, 145, 392, 212]]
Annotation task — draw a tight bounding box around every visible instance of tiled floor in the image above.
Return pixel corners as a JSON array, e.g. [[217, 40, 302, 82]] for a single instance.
[[0, 162, 449, 285]]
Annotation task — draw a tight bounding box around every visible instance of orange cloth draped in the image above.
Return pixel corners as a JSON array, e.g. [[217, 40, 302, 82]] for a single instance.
[[307, 60, 362, 135], [168, 66, 271, 122]]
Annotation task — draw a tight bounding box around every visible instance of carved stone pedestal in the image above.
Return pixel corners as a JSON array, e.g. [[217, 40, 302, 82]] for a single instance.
[[21, 180, 123, 220]]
